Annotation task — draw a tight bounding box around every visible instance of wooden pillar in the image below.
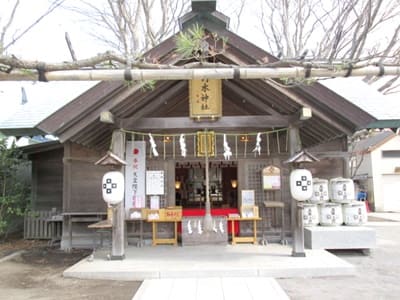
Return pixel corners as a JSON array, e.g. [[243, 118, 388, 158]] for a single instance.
[[63, 142, 72, 251], [288, 125, 306, 257], [110, 130, 125, 260], [203, 129, 213, 231]]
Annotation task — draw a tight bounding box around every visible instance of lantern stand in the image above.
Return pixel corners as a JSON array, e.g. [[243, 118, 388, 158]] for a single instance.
[[95, 150, 127, 260], [284, 150, 319, 257]]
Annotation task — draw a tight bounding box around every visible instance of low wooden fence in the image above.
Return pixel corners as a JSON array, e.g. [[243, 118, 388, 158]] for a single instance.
[[24, 209, 62, 240]]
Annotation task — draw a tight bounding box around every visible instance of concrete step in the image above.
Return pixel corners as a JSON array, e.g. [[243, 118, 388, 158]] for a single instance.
[[132, 277, 290, 300]]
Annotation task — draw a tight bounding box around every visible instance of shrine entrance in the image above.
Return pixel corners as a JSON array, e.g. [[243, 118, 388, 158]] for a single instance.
[[175, 161, 238, 209]]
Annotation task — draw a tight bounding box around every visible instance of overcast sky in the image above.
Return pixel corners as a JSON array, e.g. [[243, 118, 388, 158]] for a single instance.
[[6, 0, 264, 61], [0, 0, 265, 121]]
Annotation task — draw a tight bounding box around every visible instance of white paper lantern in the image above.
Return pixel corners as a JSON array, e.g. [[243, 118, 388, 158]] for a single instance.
[[290, 169, 313, 201], [310, 178, 329, 203], [102, 171, 125, 205]]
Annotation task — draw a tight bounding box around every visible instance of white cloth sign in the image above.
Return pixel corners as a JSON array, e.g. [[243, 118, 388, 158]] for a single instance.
[[125, 141, 146, 209]]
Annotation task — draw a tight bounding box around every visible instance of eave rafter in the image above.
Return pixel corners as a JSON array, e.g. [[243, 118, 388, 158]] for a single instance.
[[118, 115, 291, 131]]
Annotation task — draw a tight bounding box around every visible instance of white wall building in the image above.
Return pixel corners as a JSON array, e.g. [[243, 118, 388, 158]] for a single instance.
[[352, 131, 400, 212]]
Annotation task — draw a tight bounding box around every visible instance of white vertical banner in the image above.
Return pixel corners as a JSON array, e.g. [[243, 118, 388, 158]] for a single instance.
[[125, 141, 146, 210]]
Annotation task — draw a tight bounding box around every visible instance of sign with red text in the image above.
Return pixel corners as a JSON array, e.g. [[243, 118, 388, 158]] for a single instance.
[[125, 141, 146, 209]]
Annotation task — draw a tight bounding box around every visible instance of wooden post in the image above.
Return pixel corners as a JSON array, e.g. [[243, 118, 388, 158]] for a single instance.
[[63, 142, 72, 251], [203, 129, 213, 231], [110, 130, 125, 260], [288, 125, 306, 257]]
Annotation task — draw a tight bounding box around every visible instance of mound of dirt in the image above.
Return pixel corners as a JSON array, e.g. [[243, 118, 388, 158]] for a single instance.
[[1, 236, 91, 267], [19, 246, 92, 267], [0, 239, 47, 259]]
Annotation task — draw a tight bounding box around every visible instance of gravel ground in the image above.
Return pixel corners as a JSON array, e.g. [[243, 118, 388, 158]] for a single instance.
[[279, 220, 400, 300], [1, 215, 399, 300], [0, 241, 139, 300]]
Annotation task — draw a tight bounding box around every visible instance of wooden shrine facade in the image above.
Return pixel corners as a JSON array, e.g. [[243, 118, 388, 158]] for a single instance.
[[32, 3, 375, 250]]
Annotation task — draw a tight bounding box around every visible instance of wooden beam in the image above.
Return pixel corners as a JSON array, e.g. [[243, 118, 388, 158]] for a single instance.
[[266, 79, 353, 135], [57, 84, 141, 142], [223, 80, 280, 116], [124, 80, 186, 120], [119, 115, 290, 130]]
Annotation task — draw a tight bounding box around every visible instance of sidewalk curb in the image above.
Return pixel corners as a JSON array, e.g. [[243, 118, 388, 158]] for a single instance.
[[0, 250, 26, 263]]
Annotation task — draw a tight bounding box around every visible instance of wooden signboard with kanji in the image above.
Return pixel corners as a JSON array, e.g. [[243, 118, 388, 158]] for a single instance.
[[189, 79, 222, 119]]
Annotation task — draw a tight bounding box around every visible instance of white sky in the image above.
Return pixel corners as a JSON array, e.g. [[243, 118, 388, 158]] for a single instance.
[[0, 0, 265, 121], [3, 0, 265, 61]]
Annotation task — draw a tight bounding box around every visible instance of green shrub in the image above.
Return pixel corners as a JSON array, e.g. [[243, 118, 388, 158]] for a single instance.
[[0, 139, 30, 240]]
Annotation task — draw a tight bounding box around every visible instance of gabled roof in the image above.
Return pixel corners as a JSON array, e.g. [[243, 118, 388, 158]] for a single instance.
[[321, 78, 400, 121], [353, 131, 397, 153], [37, 6, 376, 151], [0, 81, 96, 137]]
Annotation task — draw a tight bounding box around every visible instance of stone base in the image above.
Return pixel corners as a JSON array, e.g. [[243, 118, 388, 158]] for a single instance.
[[181, 217, 228, 246], [304, 226, 376, 250]]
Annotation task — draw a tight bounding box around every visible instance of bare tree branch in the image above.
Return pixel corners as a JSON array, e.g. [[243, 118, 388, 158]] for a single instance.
[[1, 0, 65, 54], [259, 0, 400, 92], [0, 0, 20, 54], [67, 0, 189, 57]]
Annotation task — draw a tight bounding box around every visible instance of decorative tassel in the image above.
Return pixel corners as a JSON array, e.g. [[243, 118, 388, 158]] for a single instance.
[[198, 219, 203, 234], [219, 220, 224, 233], [149, 133, 159, 157], [223, 134, 232, 160], [252, 132, 262, 156], [188, 220, 193, 234], [179, 134, 187, 157]]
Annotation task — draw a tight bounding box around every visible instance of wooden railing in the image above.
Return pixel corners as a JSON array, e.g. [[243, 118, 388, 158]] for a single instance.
[[24, 209, 62, 240]]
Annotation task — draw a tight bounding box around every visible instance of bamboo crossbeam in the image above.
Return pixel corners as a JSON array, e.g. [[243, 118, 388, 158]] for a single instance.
[[1, 65, 399, 81]]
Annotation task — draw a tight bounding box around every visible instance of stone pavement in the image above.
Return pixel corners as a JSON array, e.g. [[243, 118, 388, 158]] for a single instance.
[[132, 277, 289, 300], [64, 213, 400, 299], [369, 212, 400, 222], [279, 213, 400, 299], [63, 243, 354, 281]]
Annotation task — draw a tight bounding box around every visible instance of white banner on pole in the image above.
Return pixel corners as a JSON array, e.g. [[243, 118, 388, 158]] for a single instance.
[[125, 141, 146, 209]]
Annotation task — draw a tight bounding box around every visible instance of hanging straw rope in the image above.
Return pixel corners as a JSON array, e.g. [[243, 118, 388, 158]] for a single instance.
[[120, 128, 289, 159]]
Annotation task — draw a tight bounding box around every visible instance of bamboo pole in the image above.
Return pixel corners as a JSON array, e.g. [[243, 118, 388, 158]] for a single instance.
[[1, 65, 400, 81]]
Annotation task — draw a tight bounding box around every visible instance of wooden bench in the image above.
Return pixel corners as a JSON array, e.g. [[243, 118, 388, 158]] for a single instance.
[[63, 212, 107, 250], [88, 219, 113, 250]]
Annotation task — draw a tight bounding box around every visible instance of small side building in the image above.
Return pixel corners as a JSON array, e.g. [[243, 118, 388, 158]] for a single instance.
[[352, 131, 400, 212]]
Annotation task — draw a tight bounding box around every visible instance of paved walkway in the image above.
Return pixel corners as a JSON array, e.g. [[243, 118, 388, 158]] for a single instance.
[[369, 212, 400, 222], [63, 243, 354, 281], [132, 277, 289, 300]]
